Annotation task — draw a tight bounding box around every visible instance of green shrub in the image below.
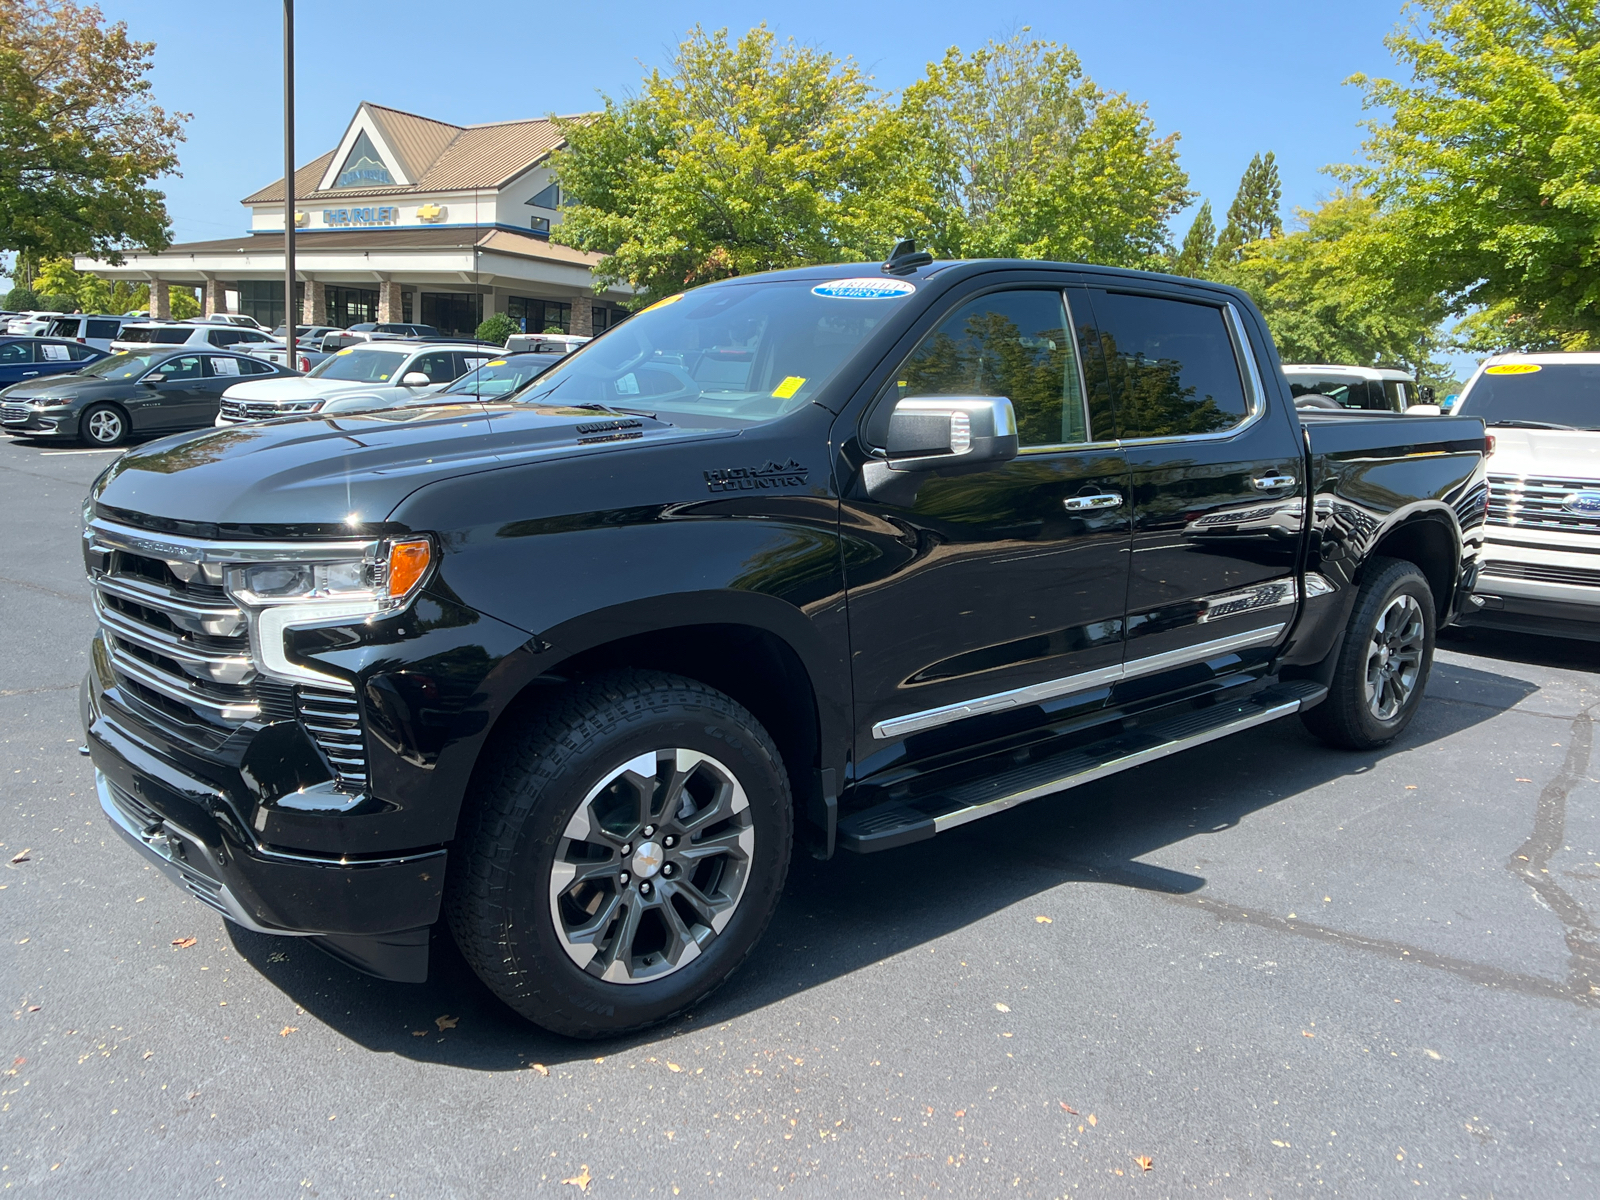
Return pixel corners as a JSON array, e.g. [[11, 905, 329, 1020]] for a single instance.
[[4, 287, 39, 310], [475, 313, 517, 345]]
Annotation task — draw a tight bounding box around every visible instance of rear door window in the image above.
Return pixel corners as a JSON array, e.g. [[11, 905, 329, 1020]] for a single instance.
[[151, 328, 191, 344], [67, 344, 98, 360], [207, 356, 243, 378], [87, 319, 120, 340], [1083, 292, 1251, 439], [46, 318, 79, 338]]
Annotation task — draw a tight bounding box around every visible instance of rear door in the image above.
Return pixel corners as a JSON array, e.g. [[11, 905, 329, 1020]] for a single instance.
[[1079, 285, 1305, 693], [842, 281, 1131, 770]]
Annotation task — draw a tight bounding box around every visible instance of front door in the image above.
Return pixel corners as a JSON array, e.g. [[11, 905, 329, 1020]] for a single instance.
[[139, 354, 207, 431], [1079, 286, 1306, 690], [841, 284, 1131, 775]]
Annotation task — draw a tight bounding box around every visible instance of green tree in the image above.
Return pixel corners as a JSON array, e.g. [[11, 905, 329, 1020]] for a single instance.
[[1216, 151, 1283, 261], [1222, 191, 1450, 380], [552, 25, 923, 304], [902, 33, 1190, 265], [1352, 0, 1600, 349], [1171, 199, 1216, 277], [0, 0, 187, 263], [475, 313, 517, 344], [168, 286, 198, 319]]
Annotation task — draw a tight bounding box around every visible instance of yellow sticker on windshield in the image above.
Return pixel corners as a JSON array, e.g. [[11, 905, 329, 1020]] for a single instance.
[[772, 376, 807, 399], [487, 359, 507, 367], [336, 347, 354, 356], [378, 374, 390, 380], [1485, 363, 1541, 374], [641, 293, 684, 314]]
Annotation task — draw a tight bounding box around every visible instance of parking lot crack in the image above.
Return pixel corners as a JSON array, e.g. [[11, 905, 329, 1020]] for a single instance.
[[1507, 710, 1600, 1001]]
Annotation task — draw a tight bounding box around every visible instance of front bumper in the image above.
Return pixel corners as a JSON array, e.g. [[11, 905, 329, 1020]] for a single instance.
[[1462, 532, 1600, 639], [1, 407, 74, 437], [87, 685, 445, 981]]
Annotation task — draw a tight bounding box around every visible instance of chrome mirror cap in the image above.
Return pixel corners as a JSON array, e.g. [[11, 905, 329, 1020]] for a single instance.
[[885, 395, 1019, 472]]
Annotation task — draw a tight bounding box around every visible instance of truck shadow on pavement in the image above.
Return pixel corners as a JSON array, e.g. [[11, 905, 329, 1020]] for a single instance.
[[225, 655, 1539, 1070]]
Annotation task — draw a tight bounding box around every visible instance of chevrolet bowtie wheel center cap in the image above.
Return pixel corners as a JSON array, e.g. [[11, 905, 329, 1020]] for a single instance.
[[631, 841, 664, 879]]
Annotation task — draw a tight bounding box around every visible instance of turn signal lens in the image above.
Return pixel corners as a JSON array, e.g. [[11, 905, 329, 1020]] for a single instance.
[[1485, 433, 1496, 457], [387, 538, 432, 600]]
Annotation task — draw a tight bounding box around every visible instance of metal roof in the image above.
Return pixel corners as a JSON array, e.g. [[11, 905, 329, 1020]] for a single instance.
[[131, 226, 604, 266]]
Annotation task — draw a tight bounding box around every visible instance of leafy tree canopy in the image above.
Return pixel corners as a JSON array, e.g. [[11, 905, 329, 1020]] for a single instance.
[[0, 1, 186, 264], [1217, 151, 1283, 261], [552, 25, 923, 304], [30, 253, 148, 313], [900, 33, 1191, 265], [1352, 0, 1600, 349]]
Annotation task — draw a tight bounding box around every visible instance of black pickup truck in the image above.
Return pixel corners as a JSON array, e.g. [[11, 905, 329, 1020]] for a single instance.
[[80, 253, 1488, 1036]]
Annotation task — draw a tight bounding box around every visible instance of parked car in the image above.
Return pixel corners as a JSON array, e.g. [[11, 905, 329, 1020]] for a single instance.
[[505, 332, 591, 354], [81, 254, 1488, 1036], [0, 347, 290, 446], [1282, 364, 1428, 413], [215, 341, 495, 424], [184, 314, 268, 330], [44, 314, 136, 352], [1451, 352, 1600, 639], [0, 336, 106, 387], [5, 311, 65, 336], [285, 351, 568, 418], [111, 322, 276, 354]]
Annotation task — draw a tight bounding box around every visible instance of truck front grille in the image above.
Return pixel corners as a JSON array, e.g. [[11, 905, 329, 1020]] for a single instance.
[[218, 398, 321, 423], [89, 533, 371, 794], [1487, 473, 1600, 532], [1480, 560, 1600, 589]]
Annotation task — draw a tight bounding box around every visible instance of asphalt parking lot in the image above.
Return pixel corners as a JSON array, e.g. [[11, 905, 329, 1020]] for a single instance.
[[1, 432, 1597, 1198]]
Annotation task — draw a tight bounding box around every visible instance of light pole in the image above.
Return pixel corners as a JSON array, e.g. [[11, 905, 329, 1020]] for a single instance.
[[283, 0, 295, 334]]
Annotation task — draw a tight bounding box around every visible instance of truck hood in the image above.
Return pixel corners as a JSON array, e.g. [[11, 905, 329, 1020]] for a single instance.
[[92, 402, 731, 532], [1486, 427, 1600, 480], [221, 376, 406, 402]]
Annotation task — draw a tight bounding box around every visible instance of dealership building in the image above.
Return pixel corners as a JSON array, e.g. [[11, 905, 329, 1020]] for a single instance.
[[76, 102, 632, 336]]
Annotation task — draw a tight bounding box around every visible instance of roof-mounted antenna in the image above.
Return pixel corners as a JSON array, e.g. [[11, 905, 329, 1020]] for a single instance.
[[883, 238, 933, 276]]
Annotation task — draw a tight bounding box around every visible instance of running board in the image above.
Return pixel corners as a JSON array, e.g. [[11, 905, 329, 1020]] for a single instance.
[[837, 680, 1327, 853]]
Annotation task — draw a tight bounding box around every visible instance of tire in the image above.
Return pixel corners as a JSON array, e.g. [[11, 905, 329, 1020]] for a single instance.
[[80, 403, 128, 447], [446, 669, 793, 1037], [1301, 556, 1436, 750]]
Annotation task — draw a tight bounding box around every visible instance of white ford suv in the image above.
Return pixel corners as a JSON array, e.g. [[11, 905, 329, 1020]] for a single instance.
[[216, 341, 494, 424], [1455, 352, 1600, 640]]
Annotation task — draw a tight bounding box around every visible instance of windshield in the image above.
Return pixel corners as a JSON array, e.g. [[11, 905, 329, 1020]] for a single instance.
[[271, 325, 313, 339], [308, 346, 409, 382], [1457, 362, 1600, 429], [77, 351, 161, 381], [445, 355, 561, 399], [520, 279, 902, 422]]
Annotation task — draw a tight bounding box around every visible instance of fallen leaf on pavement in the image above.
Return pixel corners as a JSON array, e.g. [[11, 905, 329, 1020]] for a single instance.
[[279, 1027, 297, 1037], [666, 1062, 682, 1072], [434, 1015, 458, 1031], [411, 1030, 427, 1037], [561, 1165, 593, 1191], [1516, 778, 1532, 783], [530, 1063, 550, 1076], [1302, 1030, 1315, 1038], [1059, 1102, 1078, 1114], [1034, 915, 1052, 924], [171, 937, 197, 949], [1087, 1114, 1097, 1127], [1405, 785, 1418, 790], [27, 1006, 39, 1013], [8, 849, 30, 865], [1114, 1168, 1124, 1176], [994, 1002, 1011, 1012], [1135, 1155, 1153, 1171], [1273, 1139, 1291, 1148], [954, 1109, 965, 1118]]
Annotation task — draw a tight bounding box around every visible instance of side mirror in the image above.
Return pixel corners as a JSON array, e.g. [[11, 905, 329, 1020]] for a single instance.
[[885, 396, 1019, 472], [1405, 403, 1442, 416], [402, 372, 432, 387], [143, 372, 166, 384]]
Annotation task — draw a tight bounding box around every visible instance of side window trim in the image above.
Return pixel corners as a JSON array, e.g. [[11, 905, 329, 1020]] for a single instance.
[[1093, 287, 1268, 447], [1017, 289, 1102, 454]]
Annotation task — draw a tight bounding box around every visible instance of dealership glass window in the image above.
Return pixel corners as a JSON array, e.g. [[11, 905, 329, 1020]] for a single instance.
[[334, 130, 394, 189], [239, 280, 304, 331], [529, 216, 551, 239], [508, 296, 571, 335], [420, 292, 483, 337], [528, 182, 561, 209], [326, 286, 378, 328]]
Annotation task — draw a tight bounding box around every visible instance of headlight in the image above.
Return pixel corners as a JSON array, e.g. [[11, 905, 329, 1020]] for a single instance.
[[34, 395, 74, 407], [225, 537, 432, 609]]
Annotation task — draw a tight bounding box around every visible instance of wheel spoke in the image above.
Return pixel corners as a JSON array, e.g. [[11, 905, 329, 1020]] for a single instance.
[[678, 825, 754, 864], [656, 892, 703, 964], [597, 899, 646, 982]]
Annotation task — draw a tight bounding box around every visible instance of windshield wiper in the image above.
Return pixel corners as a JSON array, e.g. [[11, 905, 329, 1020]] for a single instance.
[[566, 402, 660, 419], [1487, 419, 1581, 430]]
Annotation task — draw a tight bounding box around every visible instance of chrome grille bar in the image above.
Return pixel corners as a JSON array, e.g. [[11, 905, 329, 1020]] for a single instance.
[[1488, 473, 1600, 532]]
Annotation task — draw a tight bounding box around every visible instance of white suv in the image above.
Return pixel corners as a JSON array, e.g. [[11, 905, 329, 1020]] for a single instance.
[[110, 322, 276, 353], [216, 341, 494, 424], [1455, 352, 1600, 640], [1281, 363, 1427, 412]]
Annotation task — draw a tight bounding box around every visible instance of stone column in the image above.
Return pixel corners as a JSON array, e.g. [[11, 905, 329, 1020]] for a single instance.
[[377, 278, 402, 323], [202, 277, 228, 315], [302, 279, 326, 325], [149, 279, 170, 320], [569, 297, 594, 337]]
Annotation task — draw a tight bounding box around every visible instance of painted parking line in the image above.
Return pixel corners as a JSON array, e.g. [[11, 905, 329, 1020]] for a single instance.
[[37, 448, 124, 456]]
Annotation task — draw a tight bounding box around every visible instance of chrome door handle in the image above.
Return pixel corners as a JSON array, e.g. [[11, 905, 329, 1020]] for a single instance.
[[1064, 492, 1124, 511], [1251, 473, 1296, 491], [21, 371, 37, 377]]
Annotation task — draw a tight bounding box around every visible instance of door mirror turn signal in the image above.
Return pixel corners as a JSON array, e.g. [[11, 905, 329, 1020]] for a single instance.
[[884, 396, 1019, 472]]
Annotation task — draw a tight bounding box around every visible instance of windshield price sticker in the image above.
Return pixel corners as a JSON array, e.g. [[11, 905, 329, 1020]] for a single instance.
[[771, 375, 807, 399], [1485, 363, 1542, 375], [811, 278, 917, 299]]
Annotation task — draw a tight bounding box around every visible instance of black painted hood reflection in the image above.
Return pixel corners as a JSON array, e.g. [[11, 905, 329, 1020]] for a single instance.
[[92, 402, 732, 531]]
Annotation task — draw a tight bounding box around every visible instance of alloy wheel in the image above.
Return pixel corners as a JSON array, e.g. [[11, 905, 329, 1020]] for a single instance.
[[86, 409, 124, 444], [1364, 593, 1426, 721], [548, 748, 755, 985]]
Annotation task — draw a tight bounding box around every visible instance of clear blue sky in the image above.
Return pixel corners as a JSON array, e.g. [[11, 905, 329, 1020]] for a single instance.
[[89, 0, 1416, 245]]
